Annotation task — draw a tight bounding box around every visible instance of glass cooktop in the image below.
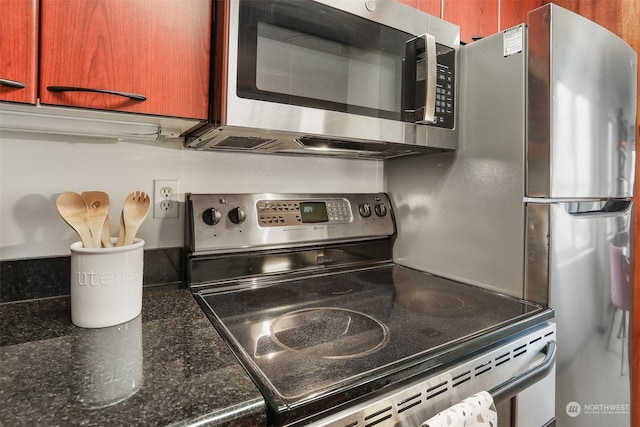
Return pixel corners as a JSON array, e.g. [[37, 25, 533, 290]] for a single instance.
[[195, 265, 549, 411]]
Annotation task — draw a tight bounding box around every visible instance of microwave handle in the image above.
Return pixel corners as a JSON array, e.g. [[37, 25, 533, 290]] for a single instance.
[[419, 33, 437, 124], [404, 34, 437, 124]]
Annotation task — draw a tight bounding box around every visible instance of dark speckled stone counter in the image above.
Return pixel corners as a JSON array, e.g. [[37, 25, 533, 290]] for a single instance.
[[0, 286, 266, 427]]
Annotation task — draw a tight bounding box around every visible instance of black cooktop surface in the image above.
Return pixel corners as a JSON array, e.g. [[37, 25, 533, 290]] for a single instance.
[[196, 265, 548, 411]]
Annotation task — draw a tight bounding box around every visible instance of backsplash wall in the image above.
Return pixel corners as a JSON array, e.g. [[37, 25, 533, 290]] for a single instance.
[[0, 132, 383, 261]]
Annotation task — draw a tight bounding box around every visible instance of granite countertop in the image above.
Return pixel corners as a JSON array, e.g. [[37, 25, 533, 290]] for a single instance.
[[0, 286, 266, 427]]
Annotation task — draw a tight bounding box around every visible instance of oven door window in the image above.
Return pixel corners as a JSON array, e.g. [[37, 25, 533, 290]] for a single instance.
[[237, 0, 411, 121]]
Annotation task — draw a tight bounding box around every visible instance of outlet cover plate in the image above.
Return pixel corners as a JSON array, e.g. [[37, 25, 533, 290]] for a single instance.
[[154, 179, 179, 219]]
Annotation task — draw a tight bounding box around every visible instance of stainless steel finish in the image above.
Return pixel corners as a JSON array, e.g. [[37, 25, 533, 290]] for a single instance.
[[187, 193, 394, 255], [386, 30, 527, 297], [186, 127, 452, 159], [185, 0, 460, 159], [306, 323, 556, 427], [527, 4, 637, 198], [313, 0, 457, 42], [388, 7, 635, 426], [514, 361, 556, 427], [187, 240, 393, 287], [256, 197, 353, 227], [488, 340, 556, 402], [525, 199, 634, 304], [418, 33, 437, 124], [525, 200, 633, 426], [524, 203, 550, 305]]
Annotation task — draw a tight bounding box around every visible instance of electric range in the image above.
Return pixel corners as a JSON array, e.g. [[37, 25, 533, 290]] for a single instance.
[[184, 193, 554, 426]]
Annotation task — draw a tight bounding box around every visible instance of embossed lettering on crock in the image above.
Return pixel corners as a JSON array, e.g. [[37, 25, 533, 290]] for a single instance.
[[76, 268, 138, 286]]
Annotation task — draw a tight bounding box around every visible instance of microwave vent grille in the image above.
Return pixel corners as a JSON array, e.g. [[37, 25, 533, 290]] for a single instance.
[[215, 136, 276, 149]]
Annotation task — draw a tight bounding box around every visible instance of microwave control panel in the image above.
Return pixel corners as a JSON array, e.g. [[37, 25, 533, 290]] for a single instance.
[[434, 44, 456, 129]]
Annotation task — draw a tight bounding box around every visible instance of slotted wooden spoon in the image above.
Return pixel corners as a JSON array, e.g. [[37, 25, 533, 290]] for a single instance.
[[121, 191, 151, 246], [55, 192, 94, 248], [81, 191, 110, 248]]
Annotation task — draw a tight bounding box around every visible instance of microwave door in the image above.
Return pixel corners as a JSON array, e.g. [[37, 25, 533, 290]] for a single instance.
[[235, 0, 409, 122], [404, 34, 437, 125]]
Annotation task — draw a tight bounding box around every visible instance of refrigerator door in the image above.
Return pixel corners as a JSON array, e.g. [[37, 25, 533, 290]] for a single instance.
[[525, 200, 633, 426], [527, 4, 637, 198]]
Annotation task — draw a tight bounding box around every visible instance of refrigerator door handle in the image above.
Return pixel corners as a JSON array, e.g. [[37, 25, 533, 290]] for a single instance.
[[564, 200, 631, 217]]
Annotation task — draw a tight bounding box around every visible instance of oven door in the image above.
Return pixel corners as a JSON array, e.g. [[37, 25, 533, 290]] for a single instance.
[[304, 322, 557, 427], [218, 0, 457, 148]]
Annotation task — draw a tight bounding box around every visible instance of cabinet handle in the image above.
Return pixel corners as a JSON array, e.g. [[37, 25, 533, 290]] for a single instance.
[[0, 78, 27, 89], [47, 86, 146, 101]]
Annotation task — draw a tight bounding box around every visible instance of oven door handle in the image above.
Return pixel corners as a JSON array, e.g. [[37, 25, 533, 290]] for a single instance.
[[488, 340, 557, 403]]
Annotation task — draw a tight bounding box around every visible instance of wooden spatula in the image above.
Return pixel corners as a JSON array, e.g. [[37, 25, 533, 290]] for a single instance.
[[55, 192, 94, 248], [81, 191, 110, 248]]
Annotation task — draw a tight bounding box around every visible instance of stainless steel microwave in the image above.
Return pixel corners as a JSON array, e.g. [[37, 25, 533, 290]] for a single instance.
[[185, 0, 460, 159]]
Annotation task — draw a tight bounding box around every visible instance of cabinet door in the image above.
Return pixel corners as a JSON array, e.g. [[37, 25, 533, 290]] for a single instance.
[[0, 0, 38, 104], [39, 0, 210, 119], [443, 0, 498, 43]]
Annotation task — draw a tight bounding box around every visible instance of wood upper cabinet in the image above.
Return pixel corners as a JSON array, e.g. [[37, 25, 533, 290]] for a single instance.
[[500, 0, 546, 30], [39, 0, 211, 119], [443, 0, 498, 44], [397, 0, 441, 17], [0, 0, 38, 104]]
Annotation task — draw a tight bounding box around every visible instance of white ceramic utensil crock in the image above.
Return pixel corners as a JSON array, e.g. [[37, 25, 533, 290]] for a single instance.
[[70, 239, 144, 328]]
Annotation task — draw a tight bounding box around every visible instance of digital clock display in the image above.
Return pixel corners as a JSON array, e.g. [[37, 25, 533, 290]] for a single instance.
[[299, 202, 328, 223]]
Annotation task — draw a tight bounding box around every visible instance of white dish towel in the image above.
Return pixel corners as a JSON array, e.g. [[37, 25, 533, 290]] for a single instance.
[[421, 391, 497, 427]]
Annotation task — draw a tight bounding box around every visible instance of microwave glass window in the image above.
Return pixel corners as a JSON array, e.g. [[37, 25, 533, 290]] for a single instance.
[[256, 22, 401, 113], [238, 0, 412, 121]]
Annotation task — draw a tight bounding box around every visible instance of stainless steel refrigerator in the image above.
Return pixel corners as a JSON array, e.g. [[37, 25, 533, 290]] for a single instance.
[[386, 4, 636, 426]]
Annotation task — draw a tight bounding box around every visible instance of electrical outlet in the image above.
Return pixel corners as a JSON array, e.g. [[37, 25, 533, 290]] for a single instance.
[[154, 179, 179, 219]]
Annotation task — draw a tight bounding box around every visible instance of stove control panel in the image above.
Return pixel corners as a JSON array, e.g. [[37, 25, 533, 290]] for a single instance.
[[187, 193, 395, 254], [257, 198, 354, 227]]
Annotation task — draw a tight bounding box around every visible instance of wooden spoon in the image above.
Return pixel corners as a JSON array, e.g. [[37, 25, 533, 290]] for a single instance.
[[116, 211, 126, 247], [101, 214, 114, 248], [81, 191, 110, 248], [55, 192, 94, 248], [122, 191, 151, 246]]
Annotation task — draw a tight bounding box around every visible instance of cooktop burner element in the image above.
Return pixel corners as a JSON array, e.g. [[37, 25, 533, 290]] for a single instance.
[[303, 279, 363, 296], [270, 307, 390, 359]]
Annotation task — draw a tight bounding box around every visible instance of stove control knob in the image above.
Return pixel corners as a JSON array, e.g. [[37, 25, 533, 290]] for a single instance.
[[202, 208, 222, 226], [374, 203, 387, 217], [358, 203, 372, 218], [228, 207, 246, 224]]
